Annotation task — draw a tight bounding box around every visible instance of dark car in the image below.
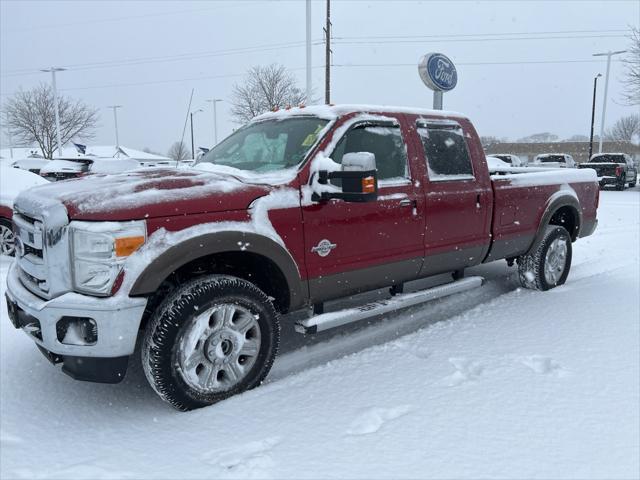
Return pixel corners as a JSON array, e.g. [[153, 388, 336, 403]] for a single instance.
[[579, 153, 638, 190]]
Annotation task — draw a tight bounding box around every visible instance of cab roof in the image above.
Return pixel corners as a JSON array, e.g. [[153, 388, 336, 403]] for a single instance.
[[252, 103, 466, 123]]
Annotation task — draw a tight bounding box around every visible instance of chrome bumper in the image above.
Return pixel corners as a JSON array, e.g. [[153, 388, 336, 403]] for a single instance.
[[5, 262, 147, 358]]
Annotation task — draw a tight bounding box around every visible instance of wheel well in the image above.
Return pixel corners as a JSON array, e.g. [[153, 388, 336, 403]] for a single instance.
[[549, 206, 579, 241], [139, 251, 291, 330]]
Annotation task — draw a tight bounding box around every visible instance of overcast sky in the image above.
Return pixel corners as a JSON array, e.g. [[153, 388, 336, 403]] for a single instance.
[[1, 0, 638, 154]]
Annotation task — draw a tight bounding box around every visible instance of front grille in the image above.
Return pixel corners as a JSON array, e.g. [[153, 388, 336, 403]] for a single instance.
[[13, 211, 49, 299]]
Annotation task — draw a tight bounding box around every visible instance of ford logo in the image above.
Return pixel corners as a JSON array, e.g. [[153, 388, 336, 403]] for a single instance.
[[418, 53, 458, 92]]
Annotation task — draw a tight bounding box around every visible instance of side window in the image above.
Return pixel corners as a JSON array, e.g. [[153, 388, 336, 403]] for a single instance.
[[330, 124, 409, 184], [417, 124, 474, 180]]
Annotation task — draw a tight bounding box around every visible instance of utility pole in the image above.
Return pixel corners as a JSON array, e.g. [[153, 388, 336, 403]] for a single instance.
[[40, 67, 66, 157], [324, 0, 331, 104], [593, 50, 626, 153], [107, 105, 123, 150], [206, 99, 223, 145], [190, 109, 203, 159], [306, 0, 312, 102], [588, 74, 601, 161]]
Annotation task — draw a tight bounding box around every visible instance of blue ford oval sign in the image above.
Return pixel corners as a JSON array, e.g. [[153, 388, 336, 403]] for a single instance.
[[418, 53, 458, 92]]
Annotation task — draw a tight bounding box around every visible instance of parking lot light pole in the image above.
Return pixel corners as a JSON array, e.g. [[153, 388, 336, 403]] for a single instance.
[[206, 99, 223, 145], [588, 74, 602, 161], [40, 67, 66, 157], [593, 50, 626, 154], [107, 105, 123, 150], [190, 109, 204, 160]]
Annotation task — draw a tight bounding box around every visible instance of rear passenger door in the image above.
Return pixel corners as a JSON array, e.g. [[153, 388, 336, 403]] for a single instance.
[[415, 119, 492, 275]]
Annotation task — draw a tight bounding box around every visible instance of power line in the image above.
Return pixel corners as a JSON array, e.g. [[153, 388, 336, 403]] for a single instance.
[[1, 40, 325, 78], [333, 28, 628, 40], [333, 59, 624, 67], [333, 34, 627, 45]]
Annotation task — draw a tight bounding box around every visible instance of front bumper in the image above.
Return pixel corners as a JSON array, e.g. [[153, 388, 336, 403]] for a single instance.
[[5, 261, 147, 360]]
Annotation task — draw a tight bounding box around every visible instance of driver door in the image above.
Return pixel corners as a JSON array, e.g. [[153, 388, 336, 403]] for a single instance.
[[301, 116, 425, 303]]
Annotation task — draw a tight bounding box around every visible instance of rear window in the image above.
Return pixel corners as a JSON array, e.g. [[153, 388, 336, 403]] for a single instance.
[[538, 155, 565, 163], [590, 155, 625, 163], [418, 124, 474, 180]]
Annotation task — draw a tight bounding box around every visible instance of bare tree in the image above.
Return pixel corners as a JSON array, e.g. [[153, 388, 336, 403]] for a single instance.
[[517, 132, 559, 143], [479, 136, 507, 147], [167, 141, 190, 161], [605, 114, 640, 143], [230, 64, 307, 123], [564, 134, 589, 142], [622, 26, 640, 105], [1, 83, 98, 159]]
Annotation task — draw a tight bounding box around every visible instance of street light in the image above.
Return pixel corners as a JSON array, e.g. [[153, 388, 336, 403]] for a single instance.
[[190, 108, 204, 160], [206, 99, 223, 145], [588, 74, 602, 161], [593, 50, 626, 153], [40, 67, 66, 157], [107, 105, 123, 151]]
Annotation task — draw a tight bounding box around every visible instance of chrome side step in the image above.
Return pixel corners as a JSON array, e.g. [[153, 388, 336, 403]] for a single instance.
[[295, 276, 484, 334]]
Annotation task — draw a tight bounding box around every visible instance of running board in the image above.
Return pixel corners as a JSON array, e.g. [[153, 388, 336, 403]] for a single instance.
[[295, 276, 484, 334]]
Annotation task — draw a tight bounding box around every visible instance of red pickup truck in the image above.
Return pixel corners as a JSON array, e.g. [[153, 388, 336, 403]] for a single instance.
[[6, 105, 599, 410]]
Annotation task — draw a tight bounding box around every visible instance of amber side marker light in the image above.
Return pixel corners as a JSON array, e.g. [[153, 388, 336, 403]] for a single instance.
[[115, 236, 145, 257], [362, 176, 376, 193]]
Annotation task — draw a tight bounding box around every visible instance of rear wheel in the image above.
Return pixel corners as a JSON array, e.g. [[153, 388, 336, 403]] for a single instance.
[[616, 174, 626, 191], [518, 225, 572, 291], [0, 219, 15, 256], [142, 275, 280, 411], [630, 176, 637, 188]]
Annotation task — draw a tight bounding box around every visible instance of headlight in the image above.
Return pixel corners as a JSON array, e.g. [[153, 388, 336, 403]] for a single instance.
[[70, 221, 146, 296]]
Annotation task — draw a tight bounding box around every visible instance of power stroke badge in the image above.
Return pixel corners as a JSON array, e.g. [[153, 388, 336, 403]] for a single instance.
[[311, 239, 337, 257]]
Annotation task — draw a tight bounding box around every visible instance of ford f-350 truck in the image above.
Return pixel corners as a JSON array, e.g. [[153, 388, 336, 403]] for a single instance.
[[5, 105, 599, 410]]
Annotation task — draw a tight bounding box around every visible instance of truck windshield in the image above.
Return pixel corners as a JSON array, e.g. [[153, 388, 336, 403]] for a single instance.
[[197, 117, 329, 172], [590, 155, 624, 163]]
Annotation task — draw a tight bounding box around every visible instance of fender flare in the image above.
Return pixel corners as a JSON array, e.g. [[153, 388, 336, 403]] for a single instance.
[[128, 230, 306, 311], [528, 192, 582, 253]]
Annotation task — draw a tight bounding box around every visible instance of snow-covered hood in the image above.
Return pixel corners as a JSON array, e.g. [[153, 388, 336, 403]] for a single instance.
[[14, 168, 274, 221]]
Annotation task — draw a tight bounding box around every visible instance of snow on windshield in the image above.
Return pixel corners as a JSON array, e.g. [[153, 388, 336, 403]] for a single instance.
[[196, 117, 330, 174]]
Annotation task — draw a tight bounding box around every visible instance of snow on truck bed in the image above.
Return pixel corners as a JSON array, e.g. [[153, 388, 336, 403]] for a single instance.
[[1, 189, 638, 479]]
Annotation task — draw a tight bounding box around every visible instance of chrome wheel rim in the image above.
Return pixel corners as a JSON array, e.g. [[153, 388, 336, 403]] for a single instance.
[[0, 225, 15, 256], [177, 303, 261, 394], [544, 238, 567, 285]]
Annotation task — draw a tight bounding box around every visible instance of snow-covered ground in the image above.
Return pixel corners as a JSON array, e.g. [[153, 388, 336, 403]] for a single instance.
[[1, 189, 638, 479]]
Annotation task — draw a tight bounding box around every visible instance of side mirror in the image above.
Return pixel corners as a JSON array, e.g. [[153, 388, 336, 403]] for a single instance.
[[312, 152, 378, 203]]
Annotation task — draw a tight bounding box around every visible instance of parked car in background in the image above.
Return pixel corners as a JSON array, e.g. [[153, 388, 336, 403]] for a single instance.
[[11, 157, 49, 174], [491, 154, 525, 167], [0, 166, 48, 255], [579, 153, 638, 190], [532, 154, 576, 168], [40, 156, 144, 181]]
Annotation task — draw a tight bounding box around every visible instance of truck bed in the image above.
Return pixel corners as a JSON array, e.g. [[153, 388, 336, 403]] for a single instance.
[[485, 165, 598, 262]]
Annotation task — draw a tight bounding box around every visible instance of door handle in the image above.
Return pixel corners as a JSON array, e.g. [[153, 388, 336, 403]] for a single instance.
[[399, 199, 414, 207], [476, 194, 481, 209]]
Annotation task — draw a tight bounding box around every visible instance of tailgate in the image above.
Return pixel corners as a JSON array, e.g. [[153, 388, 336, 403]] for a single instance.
[[579, 163, 618, 177]]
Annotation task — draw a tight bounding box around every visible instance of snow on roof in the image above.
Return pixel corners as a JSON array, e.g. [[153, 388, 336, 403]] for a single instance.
[[252, 104, 466, 122], [0, 145, 170, 161]]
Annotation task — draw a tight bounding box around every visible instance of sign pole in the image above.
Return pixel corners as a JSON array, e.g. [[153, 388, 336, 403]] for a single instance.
[[433, 91, 443, 110]]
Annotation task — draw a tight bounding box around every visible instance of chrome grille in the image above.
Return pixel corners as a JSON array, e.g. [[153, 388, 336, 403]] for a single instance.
[[13, 211, 49, 298]]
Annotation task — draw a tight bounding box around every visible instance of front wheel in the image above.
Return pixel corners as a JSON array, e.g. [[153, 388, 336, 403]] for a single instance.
[[0, 219, 15, 256], [518, 225, 572, 291], [142, 275, 280, 411]]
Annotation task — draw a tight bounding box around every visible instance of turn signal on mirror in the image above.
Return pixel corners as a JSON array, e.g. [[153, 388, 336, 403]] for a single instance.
[[362, 176, 376, 193]]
